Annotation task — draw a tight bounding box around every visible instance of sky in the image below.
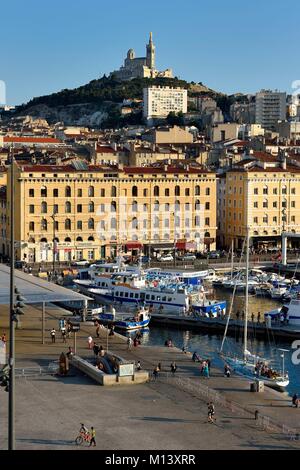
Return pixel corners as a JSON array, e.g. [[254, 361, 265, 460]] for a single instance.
[[1, 0, 300, 105]]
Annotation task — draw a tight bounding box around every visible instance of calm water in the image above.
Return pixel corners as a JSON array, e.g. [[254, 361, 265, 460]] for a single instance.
[[126, 287, 299, 395]]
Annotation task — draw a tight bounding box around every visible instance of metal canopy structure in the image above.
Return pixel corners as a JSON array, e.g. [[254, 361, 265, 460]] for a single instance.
[[0, 264, 91, 305]]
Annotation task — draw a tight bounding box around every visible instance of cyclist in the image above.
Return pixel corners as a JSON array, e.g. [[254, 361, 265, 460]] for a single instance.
[[80, 423, 89, 438]]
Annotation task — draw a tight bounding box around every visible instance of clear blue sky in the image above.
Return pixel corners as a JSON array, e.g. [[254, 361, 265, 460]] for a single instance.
[[1, 0, 300, 105]]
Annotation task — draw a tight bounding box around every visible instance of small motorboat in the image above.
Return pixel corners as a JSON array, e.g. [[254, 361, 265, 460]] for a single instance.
[[114, 306, 151, 330]]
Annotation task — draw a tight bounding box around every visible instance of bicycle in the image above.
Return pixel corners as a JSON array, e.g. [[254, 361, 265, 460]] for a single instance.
[[75, 431, 91, 446]]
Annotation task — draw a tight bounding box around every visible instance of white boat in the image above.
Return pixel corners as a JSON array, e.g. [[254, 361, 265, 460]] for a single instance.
[[269, 286, 287, 299], [220, 230, 289, 391]]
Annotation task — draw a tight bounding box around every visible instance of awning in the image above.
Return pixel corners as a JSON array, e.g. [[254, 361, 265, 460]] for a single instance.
[[126, 242, 143, 250], [175, 240, 196, 250], [204, 237, 215, 244]]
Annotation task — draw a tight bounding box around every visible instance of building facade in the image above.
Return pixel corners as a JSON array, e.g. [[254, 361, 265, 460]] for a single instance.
[[255, 90, 286, 130], [143, 86, 188, 120], [4, 163, 217, 263]]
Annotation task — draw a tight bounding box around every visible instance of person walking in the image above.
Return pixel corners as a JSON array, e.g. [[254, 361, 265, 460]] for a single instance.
[[136, 361, 142, 371], [170, 361, 177, 376], [153, 366, 159, 381], [257, 312, 261, 324], [87, 335, 93, 350], [93, 343, 100, 357], [95, 322, 100, 338], [51, 328, 56, 344], [61, 327, 67, 343], [89, 427, 96, 447], [66, 346, 73, 359], [207, 402, 215, 423], [127, 337, 133, 351]]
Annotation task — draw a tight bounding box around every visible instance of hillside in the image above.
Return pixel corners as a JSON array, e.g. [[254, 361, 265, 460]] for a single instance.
[[15, 75, 232, 127]]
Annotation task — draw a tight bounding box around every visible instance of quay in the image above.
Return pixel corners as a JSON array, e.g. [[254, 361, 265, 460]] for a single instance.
[[150, 312, 300, 341], [0, 270, 300, 450]]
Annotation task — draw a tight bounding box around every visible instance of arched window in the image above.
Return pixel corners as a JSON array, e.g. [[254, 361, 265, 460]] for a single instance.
[[40, 237, 47, 243], [165, 203, 169, 212], [154, 200, 159, 211], [111, 186, 117, 197], [41, 202, 47, 214], [65, 201, 71, 213], [132, 186, 138, 197], [88, 218, 94, 230], [88, 236, 95, 241], [53, 237, 59, 243], [143, 203, 148, 212], [132, 201, 138, 212], [65, 237, 71, 242], [132, 217, 138, 229], [41, 186, 47, 197], [65, 219, 71, 230], [41, 219, 47, 231], [154, 186, 159, 197], [204, 231, 210, 238], [65, 186, 71, 197], [111, 201, 117, 213], [88, 201, 94, 213], [164, 233, 170, 240], [195, 185, 200, 196], [175, 186, 180, 196], [153, 233, 159, 241], [88, 186, 94, 197], [76, 236, 83, 242], [253, 231, 259, 236], [175, 200, 180, 212], [195, 199, 200, 210]]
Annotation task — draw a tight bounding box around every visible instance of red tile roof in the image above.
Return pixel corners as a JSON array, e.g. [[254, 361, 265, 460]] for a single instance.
[[3, 136, 61, 144]]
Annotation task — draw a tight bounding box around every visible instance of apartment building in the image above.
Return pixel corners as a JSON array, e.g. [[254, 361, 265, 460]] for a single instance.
[[255, 90, 286, 130], [3, 162, 217, 263], [143, 86, 187, 121]]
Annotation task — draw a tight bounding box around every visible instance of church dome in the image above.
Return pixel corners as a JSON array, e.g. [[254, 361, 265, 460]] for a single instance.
[[127, 49, 135, 59]]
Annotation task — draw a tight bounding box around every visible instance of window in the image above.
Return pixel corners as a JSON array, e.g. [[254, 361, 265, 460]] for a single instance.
[[263, 216, 268, 224], [53, 189, 58, 197], [165, 188, 169, 196], [273, 188, 277, 195], [195, 215, 200, 226], [29, 221, 34, 231], [29, 205, 34, 214], [292, 201, 296, 208], [263, 200, 268, 208], [77, 204, 82, 213], [65, 186, 71, 197], [185, 188, 190, 196], [205, 217, 210, 226], [88, 250, 94, 261], [195, 185, 200, 196], [273, 201, 277, 208], [292, 215, 296, 222], [132, 186, 138, 197], [29, 189, 34, 197], [263, 186, 268, 195], [154, 201, 159, 211], [88, 186, 94, 197], [143, 203, 147, 212], [77, 221, 82, 230], [41, 186, 47, 197], [195, 200, 200, 210], [205, 202, 210, 210], [185, 203, 190, 211], [132, 201, 138, 212], [292, 188, 296, 195], [100, 188, 105, 197], [76, 236, 83, 242], [88, 202, 94, 213], [254, 188, 258, 195], [77, 189, 82, 197], [65, 201, 71, 213], [175, 186, 180, 196], [282, 199, 287, 208], [254, 202, 258, 208], [205, 188, 210, 196], [41, 202, 47, 214], [273, 216, 277, 223], [282, 186, 287, 195], [132, 217, 138, 229], [88, 218, 94, 230], [41, 219, 47, 231], [154, 186, 159, 197], [165, 203, 169, 212], [65, 219, 71, 230], [53, 204, 58, 214], [143, 189, 148, 197], [253, 217, 258, 223], [111, 186, 117, 197]]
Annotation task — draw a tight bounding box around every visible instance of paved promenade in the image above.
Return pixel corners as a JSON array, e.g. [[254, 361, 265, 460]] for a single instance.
[[0, 303, 300, 450]]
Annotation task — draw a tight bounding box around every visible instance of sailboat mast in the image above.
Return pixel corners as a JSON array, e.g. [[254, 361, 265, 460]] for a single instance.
[[231, 239, 234, 280], [244, 227, 249, 359]]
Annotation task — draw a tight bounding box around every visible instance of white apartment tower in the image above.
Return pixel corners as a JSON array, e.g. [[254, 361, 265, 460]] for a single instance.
[[143, 86, 188, 121], [255, 90, 286, 130]]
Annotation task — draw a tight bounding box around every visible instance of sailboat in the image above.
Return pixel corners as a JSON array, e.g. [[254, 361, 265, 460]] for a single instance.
[[220, 229, 289, 392]]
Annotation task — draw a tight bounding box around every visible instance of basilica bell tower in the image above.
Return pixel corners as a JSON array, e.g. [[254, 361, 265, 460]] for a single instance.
[[146, 32, 155, 69]]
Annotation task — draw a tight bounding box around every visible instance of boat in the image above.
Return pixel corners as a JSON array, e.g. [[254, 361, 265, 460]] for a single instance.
[[220, 230, 289, 391], [114, 306, 151, 331], [192, 299, 227, 318]]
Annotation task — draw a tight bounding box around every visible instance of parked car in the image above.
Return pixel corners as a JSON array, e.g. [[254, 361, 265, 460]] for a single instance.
[[71, 259, 90, 266], [180, 254, 196, 261], [159, 254, 174, 262], [207, 251, 221, 259]]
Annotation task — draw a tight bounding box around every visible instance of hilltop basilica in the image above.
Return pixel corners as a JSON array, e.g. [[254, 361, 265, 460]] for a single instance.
[[111, 33, 173, 81]]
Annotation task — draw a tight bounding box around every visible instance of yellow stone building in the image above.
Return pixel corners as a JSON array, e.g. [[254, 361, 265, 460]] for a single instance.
[[221, 158, 300, 249], [4, 162, 217, 263]]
